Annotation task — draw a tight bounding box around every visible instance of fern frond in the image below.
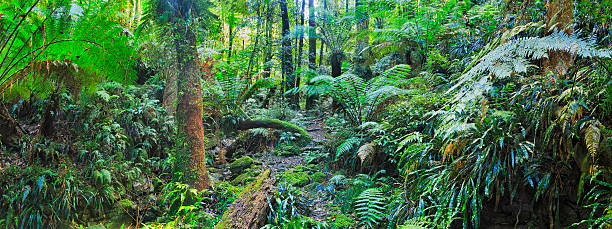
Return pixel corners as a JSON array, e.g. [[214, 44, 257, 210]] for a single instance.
[[449, 32, 612, 104], [355, 188, 386, 229], [239, 77, 278, 104], [336, 137, 361, 160]]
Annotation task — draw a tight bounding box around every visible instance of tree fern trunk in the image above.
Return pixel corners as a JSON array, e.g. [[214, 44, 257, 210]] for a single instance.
[[543, 0, 574, 78], [174, 23, 210, 191]]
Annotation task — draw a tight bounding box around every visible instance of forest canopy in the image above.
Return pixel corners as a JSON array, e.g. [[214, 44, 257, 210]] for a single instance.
[[0, 0, 611, 228]]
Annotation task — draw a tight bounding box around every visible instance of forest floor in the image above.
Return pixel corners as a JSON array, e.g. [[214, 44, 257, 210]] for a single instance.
[[253, 113, 336, 222], [210, 111, 339, 223]]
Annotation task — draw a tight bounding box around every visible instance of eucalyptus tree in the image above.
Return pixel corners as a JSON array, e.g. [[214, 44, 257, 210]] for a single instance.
[[148, 0, 217, 190]]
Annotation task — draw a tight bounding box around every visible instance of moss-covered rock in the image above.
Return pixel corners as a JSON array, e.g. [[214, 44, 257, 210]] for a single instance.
[[273, 144, 302, 156], [229, 156, 254, 174], [279, 166, 326, 187], [281, 170, 311, 187], [231, 168, 262, 186], [311, 172, 327, 183]]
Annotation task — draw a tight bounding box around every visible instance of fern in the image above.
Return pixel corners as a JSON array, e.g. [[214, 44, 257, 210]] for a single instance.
[[448, 31, 612, 104], [336, 137, 361, 161], [355, 188, 386, 229]]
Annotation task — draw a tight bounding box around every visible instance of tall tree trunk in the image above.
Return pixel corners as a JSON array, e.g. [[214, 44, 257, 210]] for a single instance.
[[246, 4, 262, 78], [296, 0, 305, 88], [280, 0, 297, 107], [318, 42, 324, 66], [174, 24, 210, 191], [228, 20, 234, 60], [319, 0, 327, 67], [306, 0, 317, 109], [308, 0, 317, 69], [262, 3, 275, 107], [543, 0, 574, 79]]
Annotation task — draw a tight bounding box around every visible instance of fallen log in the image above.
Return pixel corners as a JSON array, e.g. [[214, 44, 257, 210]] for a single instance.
[[214, 170, 276, 229]]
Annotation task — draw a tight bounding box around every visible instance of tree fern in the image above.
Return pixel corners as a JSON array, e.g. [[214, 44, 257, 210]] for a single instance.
[[355, 188, 386, 229], [449, 31, 612, 104]]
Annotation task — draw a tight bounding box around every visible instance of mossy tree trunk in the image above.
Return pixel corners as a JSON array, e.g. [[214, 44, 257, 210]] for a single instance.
[[280, 0, 297, 108], [173, 13, 210, 190]]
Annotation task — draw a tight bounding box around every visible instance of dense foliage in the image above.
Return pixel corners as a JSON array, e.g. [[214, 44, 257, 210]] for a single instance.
[[1, 0, 611, 228]]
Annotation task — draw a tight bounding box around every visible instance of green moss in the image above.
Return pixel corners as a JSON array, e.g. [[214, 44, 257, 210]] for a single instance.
[[229, 156, 254, 173], [273, 144, 302, 156], [329, 212, 356, 229], [279, 165, 327, 187], [256, 118, 312, 145], [281, 170, 310, 187], [214, 170, 271, 229], [311, 172, 326, 183], [230, 168, 261, 186]]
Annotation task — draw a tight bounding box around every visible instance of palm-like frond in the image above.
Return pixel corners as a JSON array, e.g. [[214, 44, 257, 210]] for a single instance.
[[449, 31, 612, 104], [355, 188, 386, 229]]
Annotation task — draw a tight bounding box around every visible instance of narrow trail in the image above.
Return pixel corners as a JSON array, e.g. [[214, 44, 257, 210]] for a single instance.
[[251, 112, 334, 222]]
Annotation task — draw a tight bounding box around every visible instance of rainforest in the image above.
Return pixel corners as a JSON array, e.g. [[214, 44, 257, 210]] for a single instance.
[[0, 0, 611, 228]]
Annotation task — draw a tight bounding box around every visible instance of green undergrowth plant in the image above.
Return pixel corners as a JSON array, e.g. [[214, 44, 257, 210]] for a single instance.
[[0, 0, 137, 100], [266, 183, 311, 226]]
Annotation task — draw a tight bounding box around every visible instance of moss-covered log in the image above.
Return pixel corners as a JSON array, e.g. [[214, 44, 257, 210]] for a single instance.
[[237, 119, 311, 142], [214, 170, 275, 229]]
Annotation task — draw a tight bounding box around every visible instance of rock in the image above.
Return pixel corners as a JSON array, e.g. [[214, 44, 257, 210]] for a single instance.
[[229, 156, 254, 174], [214, 170, 275, 229], [281, 169, 310, 187]]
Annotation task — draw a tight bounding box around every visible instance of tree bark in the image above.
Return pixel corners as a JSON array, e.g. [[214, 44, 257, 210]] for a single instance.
[[296, 0, 305, 87], [174, 22, 210, 191], [280, 0, 297, 107], [308, 0, 317, 70], [330, 51, 343, 77], [163, 61, 177, 117], [213, 170, 275, 229]]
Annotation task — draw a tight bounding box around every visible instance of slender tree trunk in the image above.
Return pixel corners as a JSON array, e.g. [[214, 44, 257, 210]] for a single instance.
[[297, 0, 305, 88], [354, 0, 372, 80], [174, 24, 210, 191], [228, 20, 234, 60], [306, 0, 317, 109], [262, 3, 275, 107], [318, 42, 324, 66], [318, 0, 327, 67], [280, 0, 297, 107], [308, 0, 317, 69], [246, 4, 262, 78]]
